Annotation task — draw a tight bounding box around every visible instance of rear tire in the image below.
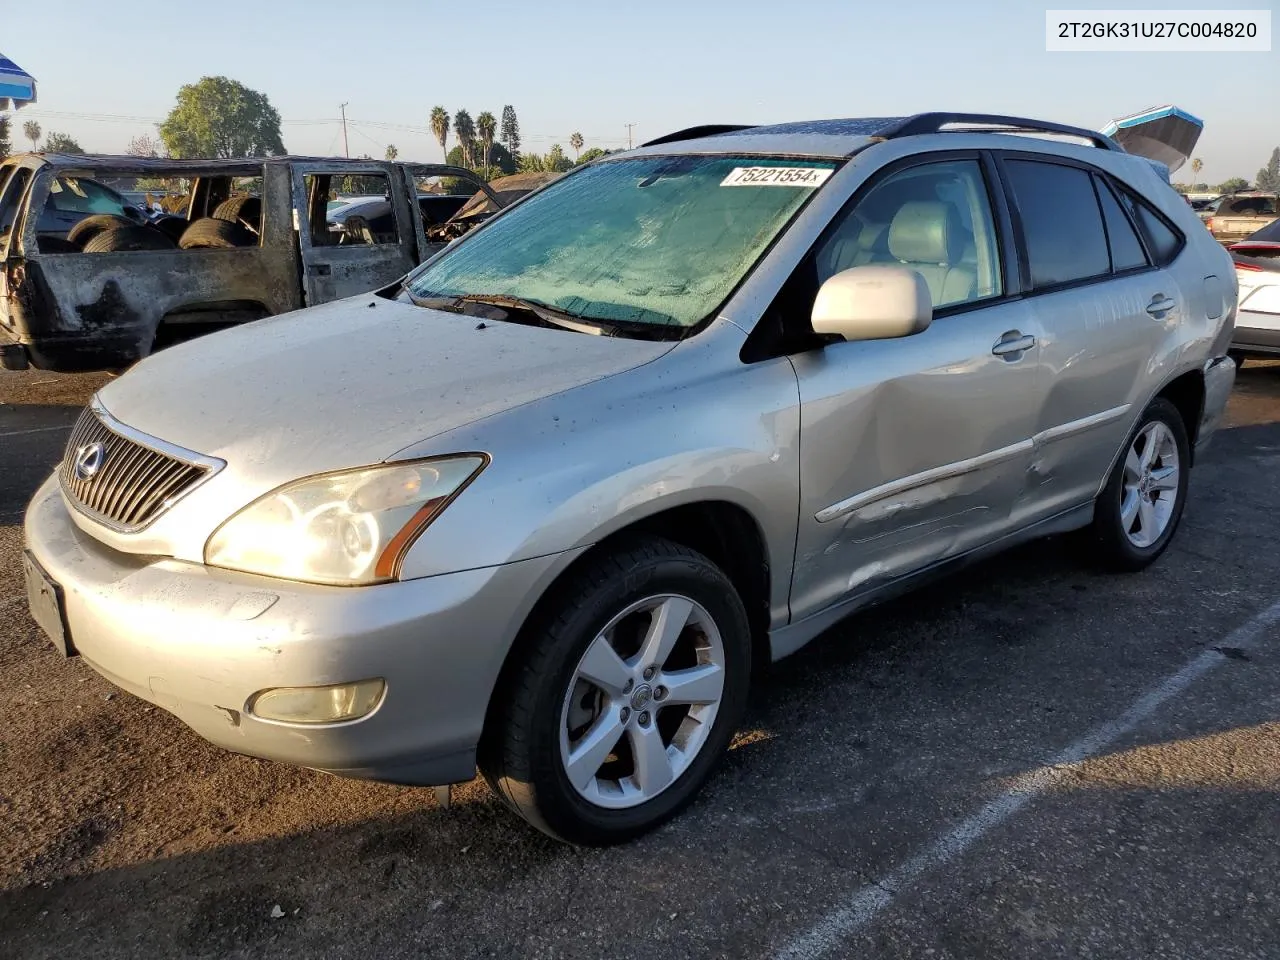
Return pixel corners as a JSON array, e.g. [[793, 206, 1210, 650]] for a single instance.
[[479, 537, 751, 846], [178, 217, 256, 249], [68, 214, 135, 248], [1089, 397, 1190, 571], [82, 225, 176, 253]]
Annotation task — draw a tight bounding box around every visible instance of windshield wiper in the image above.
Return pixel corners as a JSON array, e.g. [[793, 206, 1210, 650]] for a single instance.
[[402, 287, 686, 341], [456, 294, 616, 337]]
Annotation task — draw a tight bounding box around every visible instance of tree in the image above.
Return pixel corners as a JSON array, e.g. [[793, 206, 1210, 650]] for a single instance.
[[569, 131, 584, 160], [158, 76, 285, 158], [1190, 157, 1203, 186], [1256, 147, 1280, 193], [446, 142, 515, 179], [385, 143, 399, 161], [545, 144, 571, 173], [43, 131, 85, 154], [0, 115, 9, 159], [517, 151, 545, 173], [429, 106, 449, 161], [126, 134, 161, 157], [1218, 177, 1250, 194], [576, 146, 612, 165], [476, 111, 496, 169], [22, 120, 40, 152], [454, 109, 475, 167], [500, 105, 520, 164]]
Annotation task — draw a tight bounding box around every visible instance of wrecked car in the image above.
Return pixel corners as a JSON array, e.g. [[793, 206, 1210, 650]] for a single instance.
[[425, 171, 563, 242], [0, 154, 503, 371]]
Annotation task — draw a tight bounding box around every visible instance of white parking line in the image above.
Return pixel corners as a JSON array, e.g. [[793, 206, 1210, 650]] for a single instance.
[[775, 596, 1280, 960], [0, 424, 73, 439]]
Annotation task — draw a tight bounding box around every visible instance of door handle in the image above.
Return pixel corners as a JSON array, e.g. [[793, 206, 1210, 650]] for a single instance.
[[308, 263, 332, 276], [991, 331, 1036, 358], [1146, 295, 1176, 316]]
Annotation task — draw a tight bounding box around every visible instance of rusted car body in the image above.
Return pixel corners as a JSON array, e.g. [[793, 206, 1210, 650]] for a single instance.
[[0, 154, 503, 371]]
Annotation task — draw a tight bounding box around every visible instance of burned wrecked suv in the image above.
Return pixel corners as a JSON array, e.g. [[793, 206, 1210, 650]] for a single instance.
[[0, 153, 504, 371], [25, 113, 1236, 845]]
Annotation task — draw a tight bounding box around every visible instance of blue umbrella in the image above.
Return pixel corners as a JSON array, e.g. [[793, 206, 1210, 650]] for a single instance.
[[0, 53, 37, 110]]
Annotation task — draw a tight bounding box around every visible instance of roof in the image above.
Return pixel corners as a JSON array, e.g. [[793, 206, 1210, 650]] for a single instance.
[[1, 153, 431, 174], [630, 113, 1122, 160]]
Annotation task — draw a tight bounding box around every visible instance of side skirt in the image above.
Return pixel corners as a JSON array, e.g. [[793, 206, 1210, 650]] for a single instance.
[[768, 502, 1095, 661]]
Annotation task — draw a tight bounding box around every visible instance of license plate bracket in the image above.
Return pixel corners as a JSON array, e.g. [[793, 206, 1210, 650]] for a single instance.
[[23, 550, 77, 658]]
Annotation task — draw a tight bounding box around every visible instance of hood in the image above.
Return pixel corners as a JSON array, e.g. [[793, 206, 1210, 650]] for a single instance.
[[98, 295, 673, 481]]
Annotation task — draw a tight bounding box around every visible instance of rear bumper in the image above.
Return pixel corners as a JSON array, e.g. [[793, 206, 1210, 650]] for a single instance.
[[1230, 310, 1280, 356]]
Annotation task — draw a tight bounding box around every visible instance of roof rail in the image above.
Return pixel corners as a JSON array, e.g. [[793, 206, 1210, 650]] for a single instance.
[[640, 124, 757, 147], [877, 113, 1122, 152]]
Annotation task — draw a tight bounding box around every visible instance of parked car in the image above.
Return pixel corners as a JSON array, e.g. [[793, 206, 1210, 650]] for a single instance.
[[23, 113, 1236, 845], [0, 154, 502, 372], [425, 172, 562, 242], [328, 194, 471, 239], [1227, 218, 1280, 359], [1205, 191, 1278, 242]]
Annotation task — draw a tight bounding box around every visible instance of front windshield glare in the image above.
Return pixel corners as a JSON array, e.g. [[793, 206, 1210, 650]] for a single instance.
[[406, 155, 838, 329]]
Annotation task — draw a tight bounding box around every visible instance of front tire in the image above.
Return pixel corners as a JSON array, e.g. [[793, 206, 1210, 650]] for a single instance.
[[479, 537, 752, 846], [1089, 397, 1190, 571]]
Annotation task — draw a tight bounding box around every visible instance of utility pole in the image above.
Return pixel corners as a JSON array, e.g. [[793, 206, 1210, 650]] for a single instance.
[[625, 123, 636, 150], [339, 102, 350, 158]]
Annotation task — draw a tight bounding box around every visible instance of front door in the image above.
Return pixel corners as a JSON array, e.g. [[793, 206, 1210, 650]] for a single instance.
[[787, 155, 1044, 621], [291, 162, 419, 305]]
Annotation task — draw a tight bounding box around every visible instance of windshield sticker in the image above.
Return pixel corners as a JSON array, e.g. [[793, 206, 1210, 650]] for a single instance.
[[720, 166, 833, 187]]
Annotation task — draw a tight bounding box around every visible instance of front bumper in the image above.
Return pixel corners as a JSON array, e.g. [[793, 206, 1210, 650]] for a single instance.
[[24, 474, 578, 785]]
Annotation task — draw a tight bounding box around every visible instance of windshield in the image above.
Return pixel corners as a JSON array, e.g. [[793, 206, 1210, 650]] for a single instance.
[[47, 177, 128, 216], [405, 155, 837, 330]]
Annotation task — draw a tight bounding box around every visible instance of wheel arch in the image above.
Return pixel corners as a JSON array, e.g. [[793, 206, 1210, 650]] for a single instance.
[[479, 499, 773, 753]]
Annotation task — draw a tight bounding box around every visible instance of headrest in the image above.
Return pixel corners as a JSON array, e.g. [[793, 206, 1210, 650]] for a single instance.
[[888, 201, 964, 265]]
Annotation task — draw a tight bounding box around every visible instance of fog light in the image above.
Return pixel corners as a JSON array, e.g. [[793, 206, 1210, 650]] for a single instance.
[[248, 679, 385, 724]]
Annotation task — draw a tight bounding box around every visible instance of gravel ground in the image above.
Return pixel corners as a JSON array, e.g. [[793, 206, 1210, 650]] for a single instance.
[[0, 363, 1277, 959]]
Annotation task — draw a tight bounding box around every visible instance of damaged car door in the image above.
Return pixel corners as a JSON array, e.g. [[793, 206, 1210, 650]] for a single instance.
[[291, 162, 419, 304], [788, 154, 1044, 620]]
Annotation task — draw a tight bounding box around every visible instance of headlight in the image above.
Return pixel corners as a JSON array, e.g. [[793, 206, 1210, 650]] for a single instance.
[[204, 456, 486, 585]]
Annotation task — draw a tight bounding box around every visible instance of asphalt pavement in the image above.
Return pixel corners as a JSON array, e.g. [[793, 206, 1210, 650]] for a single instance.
[[0, 364, 1277, 960]]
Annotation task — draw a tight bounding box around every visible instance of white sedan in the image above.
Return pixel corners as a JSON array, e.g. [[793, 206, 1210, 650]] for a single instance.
[[1229, 219, 1280, 360]]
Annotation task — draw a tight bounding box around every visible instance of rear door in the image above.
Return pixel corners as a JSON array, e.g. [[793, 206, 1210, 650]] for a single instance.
[[996, 155, 1181, 524], [290, 162, 418, 305]]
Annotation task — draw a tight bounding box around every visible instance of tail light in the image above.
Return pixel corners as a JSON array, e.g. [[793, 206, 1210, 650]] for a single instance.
[[1205, 218, 1214, 231], [1235, 262, 1262, 272]]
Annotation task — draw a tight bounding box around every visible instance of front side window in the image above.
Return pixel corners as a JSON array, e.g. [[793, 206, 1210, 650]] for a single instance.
[[812, 158, 1002, 309], [1004, 160, 1110, 289], [405, 155, 837, 332]]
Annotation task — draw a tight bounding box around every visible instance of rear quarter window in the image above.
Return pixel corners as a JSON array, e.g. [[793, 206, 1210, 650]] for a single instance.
[[1115, 188, 1184, 266]]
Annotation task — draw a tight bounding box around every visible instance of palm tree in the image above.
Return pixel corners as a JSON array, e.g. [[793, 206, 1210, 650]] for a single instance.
[[454, 109, 476, 167], [384, 144, 399, 161], [23, 120, 41, 152], [476, 111, 497, 171], [1191, 157, 1203, 188], [569, 131, 584, 160], [429, 107, 450, 161]]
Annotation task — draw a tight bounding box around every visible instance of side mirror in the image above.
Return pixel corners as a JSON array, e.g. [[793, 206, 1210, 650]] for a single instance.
[[811, 265, 933, 342]]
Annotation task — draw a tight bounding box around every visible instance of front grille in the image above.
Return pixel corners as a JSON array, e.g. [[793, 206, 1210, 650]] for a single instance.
[[59, 406, 212, 531]]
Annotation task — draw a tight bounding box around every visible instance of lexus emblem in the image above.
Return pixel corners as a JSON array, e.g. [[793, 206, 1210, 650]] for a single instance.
[[73, 442, 106, 481]]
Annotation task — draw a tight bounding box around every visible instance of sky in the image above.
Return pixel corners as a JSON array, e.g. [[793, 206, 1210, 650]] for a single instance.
[[4, 0, 1277, 183]]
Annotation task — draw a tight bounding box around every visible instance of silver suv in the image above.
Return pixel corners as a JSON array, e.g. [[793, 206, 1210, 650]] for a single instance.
[[23, 113, 1237, 845]]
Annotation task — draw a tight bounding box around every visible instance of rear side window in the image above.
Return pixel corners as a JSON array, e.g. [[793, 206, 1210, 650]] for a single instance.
[[1095, 178, 1148, 272], [1004, 160, 1110, 289], [1116, 188, 1184, 265]]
